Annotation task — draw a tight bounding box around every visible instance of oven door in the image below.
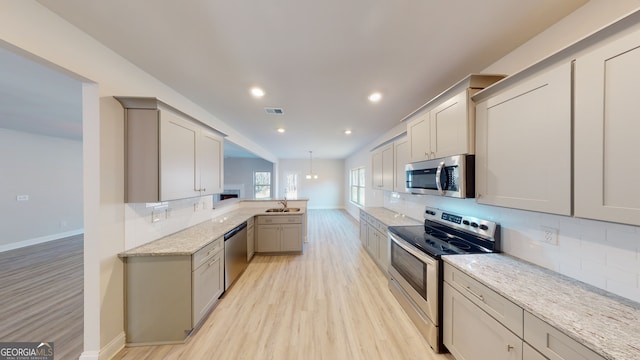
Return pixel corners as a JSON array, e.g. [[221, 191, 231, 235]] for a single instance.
[[388, 232, 439, 326]]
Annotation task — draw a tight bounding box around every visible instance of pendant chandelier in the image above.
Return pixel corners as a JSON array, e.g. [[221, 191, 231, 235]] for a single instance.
[[306, 151, 318, 179]]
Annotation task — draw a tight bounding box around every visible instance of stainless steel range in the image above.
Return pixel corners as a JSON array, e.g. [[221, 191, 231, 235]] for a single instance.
[[387, 206, 499, 353]]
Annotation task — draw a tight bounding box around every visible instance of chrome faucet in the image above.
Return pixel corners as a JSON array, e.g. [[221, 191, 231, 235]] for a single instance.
[[278, 197, 288, 209]]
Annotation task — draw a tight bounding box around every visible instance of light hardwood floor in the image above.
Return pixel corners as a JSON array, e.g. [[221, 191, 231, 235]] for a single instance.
[[115, 209, 453, 360], [0, 235, 84, 360]]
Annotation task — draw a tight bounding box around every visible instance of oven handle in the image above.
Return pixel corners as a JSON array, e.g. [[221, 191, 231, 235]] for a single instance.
[[435, 161, 445, 195], [389, 232, 437, 266]]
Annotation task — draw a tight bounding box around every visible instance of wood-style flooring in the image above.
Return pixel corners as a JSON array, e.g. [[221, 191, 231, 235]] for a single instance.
[[0, 235, 84, 360], [114, 209, 453, 360]]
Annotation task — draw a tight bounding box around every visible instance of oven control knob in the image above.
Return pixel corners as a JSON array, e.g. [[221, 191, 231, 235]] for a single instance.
[[462, 220, 470, 225], [426, 210, 436, 216], [479, 224, 489, 231], [471, 222, 479, 228]]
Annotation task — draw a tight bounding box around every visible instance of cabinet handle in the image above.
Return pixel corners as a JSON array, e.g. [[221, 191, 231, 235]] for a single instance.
[[465, 286, 485, 302], [506, 344, 514, 352]]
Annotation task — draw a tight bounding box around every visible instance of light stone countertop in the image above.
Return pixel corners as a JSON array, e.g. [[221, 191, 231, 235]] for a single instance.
[[361, 207, 422, 227], [443, 253, 640, 360], [119, 207, 306, 257]]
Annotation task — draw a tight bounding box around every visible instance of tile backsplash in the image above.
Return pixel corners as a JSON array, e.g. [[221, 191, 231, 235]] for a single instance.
[[383, 192, 640, 303], [124, 195, 236, 250]]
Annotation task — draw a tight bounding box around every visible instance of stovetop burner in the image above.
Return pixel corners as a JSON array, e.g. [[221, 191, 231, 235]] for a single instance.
[[388, 207, 499, 258]]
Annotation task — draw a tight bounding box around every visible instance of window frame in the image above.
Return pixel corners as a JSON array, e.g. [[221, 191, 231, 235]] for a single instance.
[[350, 167, 365, 206], [254, 171, 272, 199]]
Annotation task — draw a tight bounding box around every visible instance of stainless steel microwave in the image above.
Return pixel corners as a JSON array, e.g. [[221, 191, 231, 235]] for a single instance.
[[405, 155, 474, 198]]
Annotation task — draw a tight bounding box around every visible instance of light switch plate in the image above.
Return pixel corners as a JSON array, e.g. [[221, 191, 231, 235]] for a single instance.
[[16, 195, 29, 201]]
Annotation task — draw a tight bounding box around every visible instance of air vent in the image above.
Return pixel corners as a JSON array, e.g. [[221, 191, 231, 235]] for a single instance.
[[264, 107, 284, 115]]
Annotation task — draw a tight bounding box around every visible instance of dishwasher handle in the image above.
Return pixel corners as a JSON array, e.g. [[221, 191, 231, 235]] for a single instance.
[[224, 222, 248, 240]]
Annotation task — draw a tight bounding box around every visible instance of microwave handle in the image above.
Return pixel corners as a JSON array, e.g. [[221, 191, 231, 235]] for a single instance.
[[435, 161, 445, 195]]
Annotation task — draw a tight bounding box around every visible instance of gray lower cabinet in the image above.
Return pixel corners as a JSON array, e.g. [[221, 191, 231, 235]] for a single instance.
[[443, 263, 606, 360], [256, 215, 303, 253], [359, 210, 389, 273], [443, 282, 522, 360], [247, 217, 255, 261], [124, 237, 224, 345]]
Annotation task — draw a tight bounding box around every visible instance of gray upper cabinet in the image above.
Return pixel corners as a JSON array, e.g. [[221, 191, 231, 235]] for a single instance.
[[116, 97, 224, 202], [574, 23, 640, 226], [405, 74, 505, 163], [475, 62, 572, 216]]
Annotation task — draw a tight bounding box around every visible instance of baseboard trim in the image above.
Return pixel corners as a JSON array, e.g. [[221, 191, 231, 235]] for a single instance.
[[100, 332, 126, 360], [0, 229, 84, 253], [79, 350, 99, 360]]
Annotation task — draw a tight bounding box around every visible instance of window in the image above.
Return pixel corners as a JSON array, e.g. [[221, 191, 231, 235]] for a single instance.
[[254, 171, 271, 199], [350, 167, 365, 206], [284, 173, 298, 199]]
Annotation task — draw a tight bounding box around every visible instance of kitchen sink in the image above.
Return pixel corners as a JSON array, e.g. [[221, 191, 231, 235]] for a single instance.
[[265, 207, 301, 213]]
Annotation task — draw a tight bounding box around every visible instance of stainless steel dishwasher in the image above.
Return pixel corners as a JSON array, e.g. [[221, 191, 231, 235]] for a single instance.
[[224, 221, 248, 291]]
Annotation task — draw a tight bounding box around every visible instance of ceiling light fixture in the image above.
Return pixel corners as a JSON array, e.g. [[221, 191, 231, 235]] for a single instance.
[[368, 92, 382, 103], [250, 87, 265, 98], [277, 128, 286, 133], [344, 130, 352, 135], [305, 151, 318, 180]]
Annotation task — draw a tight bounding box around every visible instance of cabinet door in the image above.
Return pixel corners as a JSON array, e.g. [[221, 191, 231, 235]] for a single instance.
[[574, 28, 640, 226], [443, 283, 522, 360], [359, 215, 368, 245], [407, 112, 431, 162], [160, 111, 198, 200], [192, 252, 223, 326], [431, 90, 471, 158], [475, 62, 572, 215], [256, 225, 280, 252], [281, 224, 302, 252], [394, 138, 409, 192], [365, 223, 379, 258], [247, 226, 255, 261], [198, 129, 223, 195], [376, 229, 389, 271], [371, 149, 384, 189], [381, 144, 394, 191]]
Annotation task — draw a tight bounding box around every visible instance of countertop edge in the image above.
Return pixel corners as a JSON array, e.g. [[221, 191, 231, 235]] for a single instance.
[[119, 207, 306, 258]]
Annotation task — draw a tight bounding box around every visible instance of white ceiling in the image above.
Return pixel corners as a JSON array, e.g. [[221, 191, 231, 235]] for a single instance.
[[22, 0, 587, 158]]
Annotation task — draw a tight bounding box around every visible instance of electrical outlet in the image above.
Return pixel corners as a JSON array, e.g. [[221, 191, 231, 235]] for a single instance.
[[541, 226, 558, 245], [16, 195, 29, 201], [151, 211, 161, 223]]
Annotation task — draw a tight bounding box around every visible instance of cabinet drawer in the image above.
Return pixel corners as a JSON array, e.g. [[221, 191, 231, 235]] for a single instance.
[[444, 263, 523, 337], [443, 283, 523, 360], [192, 237, 223, 270], [257, 215, 302, 225], [524, 311, 604, 360], [366, 216, 387, 233]]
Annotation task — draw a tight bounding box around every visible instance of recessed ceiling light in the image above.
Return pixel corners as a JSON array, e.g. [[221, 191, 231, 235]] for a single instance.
[[344, 130, 352, 135], [250, 87, 265, 98], [277, 128, 286, 133], [368, 92, 382, 103]]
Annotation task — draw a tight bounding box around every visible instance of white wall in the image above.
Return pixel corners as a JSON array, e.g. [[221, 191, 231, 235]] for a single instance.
[[224, 157, 275, 199], [346, 1, 640, 303], [279, 158, 345, 209], [0, 128, 83, 251]]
